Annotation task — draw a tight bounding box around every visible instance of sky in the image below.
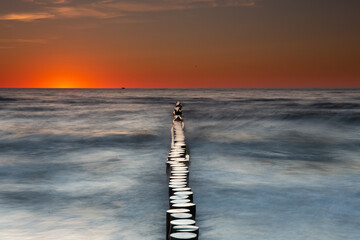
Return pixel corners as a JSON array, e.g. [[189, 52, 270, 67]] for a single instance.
[[0, 0, 359, 88]]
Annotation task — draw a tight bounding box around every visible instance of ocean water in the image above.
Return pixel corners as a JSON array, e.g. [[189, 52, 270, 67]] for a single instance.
[[0, 89, 359, 240]]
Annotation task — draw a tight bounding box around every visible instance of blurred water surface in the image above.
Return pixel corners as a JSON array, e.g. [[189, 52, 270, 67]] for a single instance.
[[0, 89, 359, 240]]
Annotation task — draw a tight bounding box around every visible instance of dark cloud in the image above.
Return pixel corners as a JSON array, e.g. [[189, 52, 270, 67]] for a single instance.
[[0, 0, 256, 21]]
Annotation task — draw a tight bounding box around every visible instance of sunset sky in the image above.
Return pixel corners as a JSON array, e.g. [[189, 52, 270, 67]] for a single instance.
[[0, 0, 359, 88]]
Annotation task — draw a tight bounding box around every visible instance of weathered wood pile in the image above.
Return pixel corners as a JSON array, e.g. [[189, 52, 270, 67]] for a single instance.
[[166, 101, 199, 240]]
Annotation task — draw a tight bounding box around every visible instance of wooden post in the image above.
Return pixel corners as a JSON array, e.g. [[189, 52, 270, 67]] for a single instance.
[[166, 101, 199, 240], [170, 232, 198, 240]]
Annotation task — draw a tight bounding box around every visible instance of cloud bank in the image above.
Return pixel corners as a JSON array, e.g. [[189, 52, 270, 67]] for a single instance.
[[0, 0, 256, 21]]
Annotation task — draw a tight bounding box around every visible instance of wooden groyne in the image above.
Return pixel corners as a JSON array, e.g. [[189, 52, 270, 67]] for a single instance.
[[166, 101, 199, 240]]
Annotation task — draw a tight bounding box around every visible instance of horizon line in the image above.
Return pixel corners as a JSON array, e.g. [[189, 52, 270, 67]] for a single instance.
[[1, 87, 360, 90]]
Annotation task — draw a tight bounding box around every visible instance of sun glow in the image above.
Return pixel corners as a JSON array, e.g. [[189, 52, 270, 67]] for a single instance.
[[45, 78, 77, 88], [36, 76, 96, 88]]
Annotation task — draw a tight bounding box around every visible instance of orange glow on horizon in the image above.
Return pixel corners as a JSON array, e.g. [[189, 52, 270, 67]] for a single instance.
[[47, 78, 82, 89], [25, 76, 95, 89]]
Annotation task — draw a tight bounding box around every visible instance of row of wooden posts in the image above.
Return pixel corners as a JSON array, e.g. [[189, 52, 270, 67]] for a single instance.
[[166, 101, 199, 240]]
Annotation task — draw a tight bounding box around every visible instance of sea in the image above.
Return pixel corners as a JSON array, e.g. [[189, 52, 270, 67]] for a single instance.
[[0, 89, 359, 240]]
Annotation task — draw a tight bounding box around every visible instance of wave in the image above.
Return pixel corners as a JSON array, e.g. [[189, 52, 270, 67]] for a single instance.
[[308, 102, 360, 109], [125, 96, 178, 105], [277, 111, 360, 124], [0, 96, 18, 102], [234, 98, 296, 103], [0, 133, 161, 157], [10, 107, 63, 112]]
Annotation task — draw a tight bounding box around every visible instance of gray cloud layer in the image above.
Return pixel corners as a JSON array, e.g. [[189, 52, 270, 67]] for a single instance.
[[0, 0, 256, 21]]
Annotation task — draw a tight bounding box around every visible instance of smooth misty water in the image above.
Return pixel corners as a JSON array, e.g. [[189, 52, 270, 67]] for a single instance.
[[0, 89, 359, 240]]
